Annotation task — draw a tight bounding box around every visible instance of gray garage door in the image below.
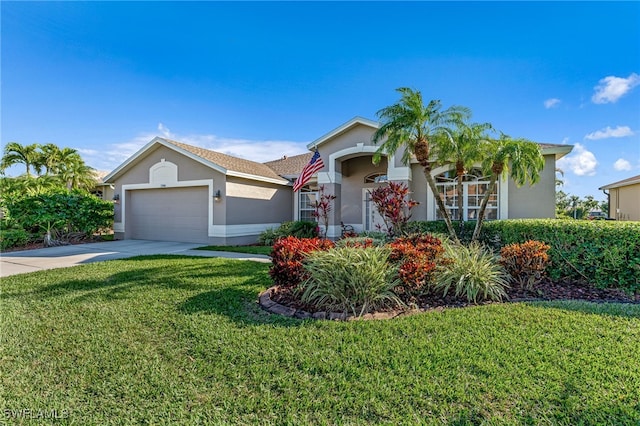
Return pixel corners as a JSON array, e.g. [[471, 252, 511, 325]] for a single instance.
[[129, 187, 209, 243]]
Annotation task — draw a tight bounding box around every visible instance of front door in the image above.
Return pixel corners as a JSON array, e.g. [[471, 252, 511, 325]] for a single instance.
[[363, 189, 385, 232]]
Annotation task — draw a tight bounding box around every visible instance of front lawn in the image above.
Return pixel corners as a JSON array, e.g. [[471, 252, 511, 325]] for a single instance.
[[2, 256, 639, 424]]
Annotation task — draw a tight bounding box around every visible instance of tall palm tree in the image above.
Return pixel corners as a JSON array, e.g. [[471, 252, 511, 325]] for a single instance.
[[0, 142, 42, 177], [471, 135, 544, 241], [433, 120, 494, 234], [372, 87, 471, 240]]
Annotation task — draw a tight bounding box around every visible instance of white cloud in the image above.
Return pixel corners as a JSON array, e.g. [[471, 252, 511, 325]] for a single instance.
[[585, 125, 634, 140], [544, 98, 561, 109], [613, 158, 632, 171], [556, 143, 598, 176], [82, 123, 309, 173], [591, 73, 640, 104]]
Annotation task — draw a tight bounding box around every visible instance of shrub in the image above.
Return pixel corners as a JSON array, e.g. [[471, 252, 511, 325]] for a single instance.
[[300, 246, 404, 316], [481, 219, 640, 291], [269, 237, 334, 289], [4, 190, 113, 242], [258, 221, 319, 245], [434, 242, 509, 303], [0, 227, 30, 250], [500, 240, 550, 290], [388, 234, 445, 295], [368, 182, 418, 237], [335, 236, 385, 248]]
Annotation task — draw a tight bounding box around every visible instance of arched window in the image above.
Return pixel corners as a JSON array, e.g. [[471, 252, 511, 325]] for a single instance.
[[435, 168, 498, 221], [364, 173, 388, 183]]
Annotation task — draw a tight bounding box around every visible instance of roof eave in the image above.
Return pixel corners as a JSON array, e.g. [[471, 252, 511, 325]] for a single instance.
[[307, 116, 379, 150]]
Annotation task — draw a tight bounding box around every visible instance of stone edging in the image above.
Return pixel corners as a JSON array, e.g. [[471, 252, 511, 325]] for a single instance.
[[258, 287, 421, 321]]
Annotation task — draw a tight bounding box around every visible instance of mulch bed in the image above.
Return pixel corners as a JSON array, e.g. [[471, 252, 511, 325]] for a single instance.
[[270, 277, 640, 315]]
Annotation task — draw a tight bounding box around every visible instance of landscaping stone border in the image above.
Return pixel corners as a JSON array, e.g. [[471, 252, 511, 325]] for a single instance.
[[258, 286, 422, 321]]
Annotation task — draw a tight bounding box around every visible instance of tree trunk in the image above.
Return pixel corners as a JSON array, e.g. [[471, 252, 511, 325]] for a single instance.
[[424, 168, 458, 242], [456, 165, 465, 236], [472, 173, 499, 242]]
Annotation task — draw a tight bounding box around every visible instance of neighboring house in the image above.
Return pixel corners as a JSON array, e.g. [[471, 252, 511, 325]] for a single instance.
[[599, 174, 640, 221], [104, 117, 573, 244]]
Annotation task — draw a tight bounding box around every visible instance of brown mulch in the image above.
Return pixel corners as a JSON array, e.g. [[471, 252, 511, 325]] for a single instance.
[[271, 277, 640, 315]]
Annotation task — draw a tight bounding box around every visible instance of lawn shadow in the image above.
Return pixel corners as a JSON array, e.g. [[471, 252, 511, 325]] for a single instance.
[[525, 300, 640, 319]]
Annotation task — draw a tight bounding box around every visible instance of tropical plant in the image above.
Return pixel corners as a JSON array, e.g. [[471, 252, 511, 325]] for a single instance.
[[500, 240, 550, 290], [311, 185, 336, 239], [368, 182, 418, 237], [269, 236, 334, 288], [300, 246, 404, 317], [434, 241, 509, 303], [0, 142, 43, 177], [471, 134, 544, 241], [433, 119, 494, 234], [388, 234, 446, 296], [371, 87, 470, 241]]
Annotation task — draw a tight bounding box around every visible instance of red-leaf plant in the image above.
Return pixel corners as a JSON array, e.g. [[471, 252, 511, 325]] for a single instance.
[[311, 185, 336, 239], [269, 236, 335, 289], [368, 182, 419, 237]]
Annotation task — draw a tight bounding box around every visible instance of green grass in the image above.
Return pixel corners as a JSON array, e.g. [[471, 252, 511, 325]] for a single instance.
[[195, 245, 272, 255], [2, 256, 640, 425]]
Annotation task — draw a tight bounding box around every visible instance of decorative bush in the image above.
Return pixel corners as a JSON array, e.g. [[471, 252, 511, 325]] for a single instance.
[[388, 234, 445, 295], [300, 246, 404, 316], [481, 219, 640, 291], [269, 237, 334, 288], [0, 227, 30, 250], [335, 237, 380, 249], [368, 182, 418, 237], [434, 242, 509, 303], [4, 190, 113, 243], [258, 221, 318, 246], [500, 240, 550, 290]]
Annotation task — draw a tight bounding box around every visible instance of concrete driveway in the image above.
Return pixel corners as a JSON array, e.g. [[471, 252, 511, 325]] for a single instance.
[[0, 240, 270, 278]]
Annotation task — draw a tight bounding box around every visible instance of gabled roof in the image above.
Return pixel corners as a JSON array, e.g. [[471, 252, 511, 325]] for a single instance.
[[103, 137, 289, 185], [305, 116, 573, 159], [599, 174, 640, 190], [264, 152, 314, 178], [307, 117, 379, 150]]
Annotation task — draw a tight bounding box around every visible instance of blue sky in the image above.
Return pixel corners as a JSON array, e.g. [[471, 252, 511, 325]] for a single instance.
[[2, 1, 639, 200]]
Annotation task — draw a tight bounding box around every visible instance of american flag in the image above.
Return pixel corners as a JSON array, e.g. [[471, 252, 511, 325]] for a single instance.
[[293, 150, 324, 192]]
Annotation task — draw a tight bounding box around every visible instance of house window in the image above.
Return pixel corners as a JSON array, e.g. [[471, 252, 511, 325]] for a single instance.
[[298, 187, 318, 222], [364, 173, 388, 183], [435, 169, 498, 221]]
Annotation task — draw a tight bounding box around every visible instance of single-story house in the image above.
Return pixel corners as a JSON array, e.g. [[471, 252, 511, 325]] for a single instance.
[[103, 117, 573, 244], [599, 174, 640, 221]]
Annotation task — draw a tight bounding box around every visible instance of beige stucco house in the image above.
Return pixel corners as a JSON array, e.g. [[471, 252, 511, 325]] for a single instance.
[[103, 117, 573, 244], [599, 174, 640, 221]]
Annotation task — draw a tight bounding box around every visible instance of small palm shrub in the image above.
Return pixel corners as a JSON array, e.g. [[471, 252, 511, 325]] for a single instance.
[[434, 242, 509, 303], [269, 237, 334, 288], [300, 247, 404, 317], [388, 234, 445, 295], [500, 240, 550, 290]]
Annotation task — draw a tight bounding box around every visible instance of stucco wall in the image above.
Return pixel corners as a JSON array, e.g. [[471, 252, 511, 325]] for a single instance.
[[339, 156, 388, 224], [225, 176, 293, 225], [507, 155, 556, 219], [611, 184, 640, 221]]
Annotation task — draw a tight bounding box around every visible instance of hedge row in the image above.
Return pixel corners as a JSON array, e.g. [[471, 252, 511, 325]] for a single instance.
[[409, 219, 640, 291]]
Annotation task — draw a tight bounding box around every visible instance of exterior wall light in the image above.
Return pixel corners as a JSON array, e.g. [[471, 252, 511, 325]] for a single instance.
[[214, 190, 222, 201]]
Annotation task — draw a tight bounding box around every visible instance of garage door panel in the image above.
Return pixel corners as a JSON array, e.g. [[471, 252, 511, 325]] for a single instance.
[[129, 187, 209, 243]]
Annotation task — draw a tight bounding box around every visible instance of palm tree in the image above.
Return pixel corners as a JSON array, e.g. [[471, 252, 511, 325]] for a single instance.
[[433, 120, 494, 234], [372, 87, 471, 240], [57, 155, 96, 190], [1, 142, 43, 177], [471, 134, 544, 241]]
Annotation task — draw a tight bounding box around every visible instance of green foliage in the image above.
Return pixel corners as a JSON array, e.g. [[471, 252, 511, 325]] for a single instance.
[[258, 220, 318, 245], [405, 220, 477, 242], [481, 219, 640, 291], [434, 241, 509, 302], [500, 240, 550, 290], [0, 227, 30, 250], [4, 190, 113, 241], [3, 257, 640, 424], [301, 246, 404, 316]]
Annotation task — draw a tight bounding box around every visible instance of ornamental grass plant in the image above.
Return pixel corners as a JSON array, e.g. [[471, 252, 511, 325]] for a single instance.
[[434, 241, 509, 303], [300, 246, 404, 317]]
